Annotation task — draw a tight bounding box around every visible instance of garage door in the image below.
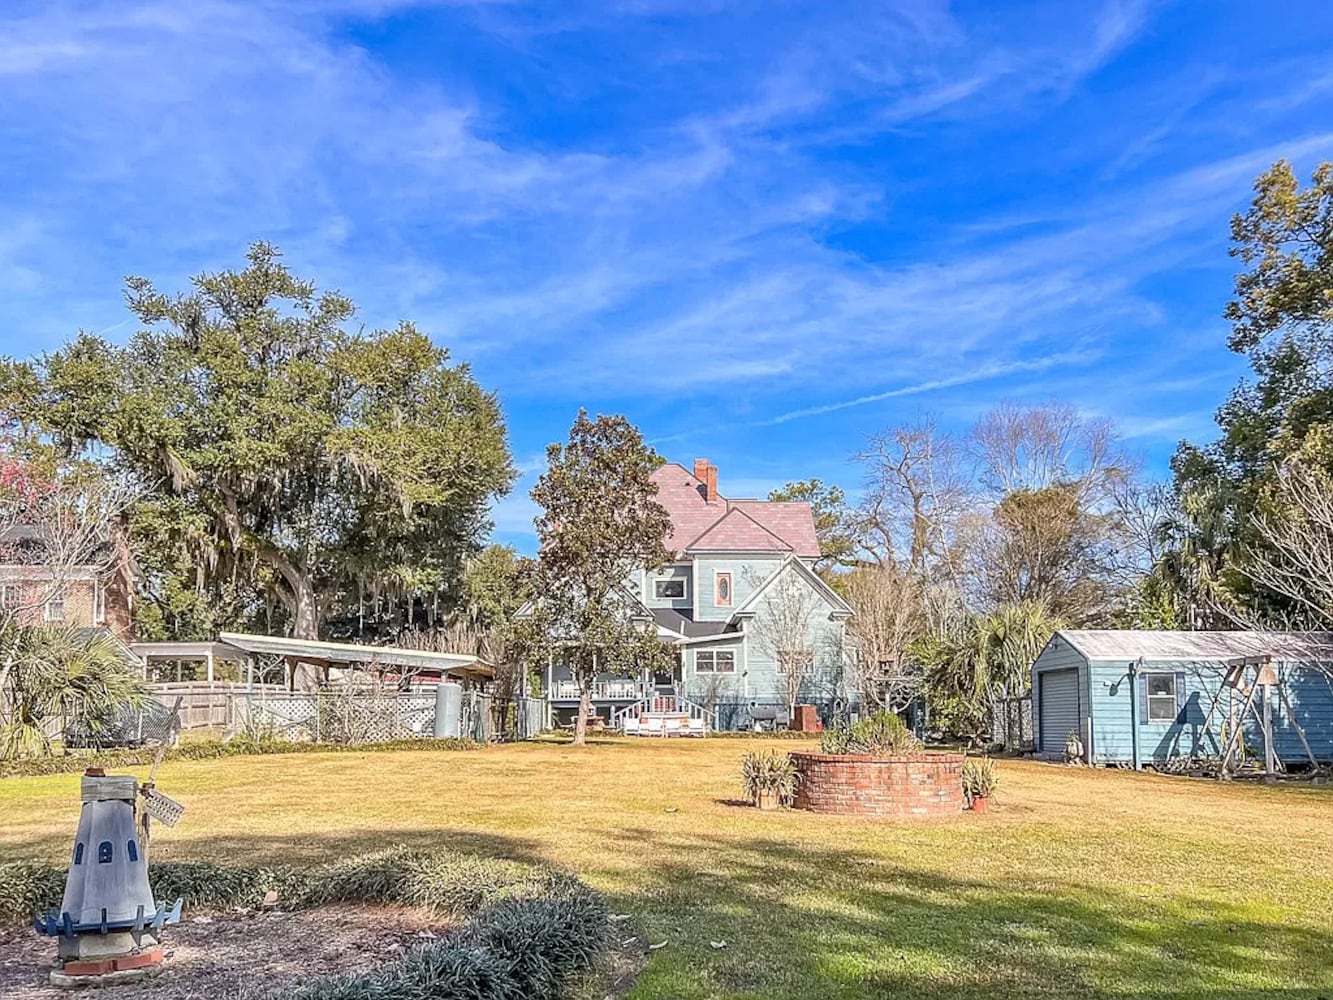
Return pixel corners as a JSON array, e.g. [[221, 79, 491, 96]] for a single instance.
[[1039, 669, 1080, 754]]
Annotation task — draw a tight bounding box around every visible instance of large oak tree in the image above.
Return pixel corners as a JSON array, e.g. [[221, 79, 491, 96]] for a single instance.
[[5, 244, 514, 669]]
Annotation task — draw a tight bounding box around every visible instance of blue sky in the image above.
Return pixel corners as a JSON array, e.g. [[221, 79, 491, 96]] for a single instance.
[[3, 1, 1333, 551]]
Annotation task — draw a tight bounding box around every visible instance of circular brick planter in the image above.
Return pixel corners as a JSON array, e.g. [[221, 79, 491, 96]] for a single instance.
[[788, 752, 965, 817]]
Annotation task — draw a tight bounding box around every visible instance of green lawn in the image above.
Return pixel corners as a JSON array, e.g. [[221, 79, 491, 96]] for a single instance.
[[3, 738, 1331, 999]]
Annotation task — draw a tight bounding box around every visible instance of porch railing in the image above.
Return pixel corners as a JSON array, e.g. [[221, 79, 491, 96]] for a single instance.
[[610, 695, 718, 730], [548, 679, 647, 701]]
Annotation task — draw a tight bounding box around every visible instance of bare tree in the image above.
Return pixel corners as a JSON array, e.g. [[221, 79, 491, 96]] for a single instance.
[[856, 416, 970, 574], [0, 454, 142, 630], [1245, 461, 1333, 632], [971, 401, 1124, 502], [843, 561, 925, 712], [745, 570, 826, 717]]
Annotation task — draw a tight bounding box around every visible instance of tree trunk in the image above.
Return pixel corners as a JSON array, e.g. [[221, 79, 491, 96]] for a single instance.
[[574, 680, 591, 746], [290, 575, 322, 691]]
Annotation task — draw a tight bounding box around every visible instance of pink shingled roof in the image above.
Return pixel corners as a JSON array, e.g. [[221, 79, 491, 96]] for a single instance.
[[650, 463, 820, 558], [690, 507, 791, 553], [730, 501, 821, 558]]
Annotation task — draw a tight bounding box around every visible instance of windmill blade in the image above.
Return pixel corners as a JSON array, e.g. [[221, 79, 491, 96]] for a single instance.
[[142, 788, 185, 828]]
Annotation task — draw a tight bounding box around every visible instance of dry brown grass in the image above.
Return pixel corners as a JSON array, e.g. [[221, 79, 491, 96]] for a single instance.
[[3, 737, 1331, 999]]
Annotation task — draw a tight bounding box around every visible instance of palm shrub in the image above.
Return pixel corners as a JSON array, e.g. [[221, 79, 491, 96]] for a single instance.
[[818, 711, 923, 756], [740, 749, 799, 804], [0, 625, 147, 759], [962, 757, 999, 802]]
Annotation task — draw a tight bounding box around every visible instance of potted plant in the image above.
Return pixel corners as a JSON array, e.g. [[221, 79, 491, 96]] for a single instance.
[[962, 757, 998, 813], [1064, 730, 1084, 765], [741, 750, 799, 810]]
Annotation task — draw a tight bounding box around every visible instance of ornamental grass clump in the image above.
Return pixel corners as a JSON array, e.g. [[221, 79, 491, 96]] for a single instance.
[[818, 711, 923, 757], [740, 749, 799, 808], [962, 756, 999, 804]]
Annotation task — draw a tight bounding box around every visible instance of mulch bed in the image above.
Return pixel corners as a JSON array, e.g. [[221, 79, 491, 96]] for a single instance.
[[0, 904, 454, 999]]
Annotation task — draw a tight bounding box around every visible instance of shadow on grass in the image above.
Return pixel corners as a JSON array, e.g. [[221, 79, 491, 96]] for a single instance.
[[590, 826, 1333, 1000], [16, 818, 1329, 999]]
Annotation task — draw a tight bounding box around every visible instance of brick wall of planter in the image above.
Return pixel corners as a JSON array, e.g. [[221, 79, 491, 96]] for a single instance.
[[789, 752, 965, 817]]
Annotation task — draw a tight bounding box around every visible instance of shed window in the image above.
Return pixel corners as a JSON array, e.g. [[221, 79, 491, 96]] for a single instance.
[[654, 578, 686, 599], [1145, 673, 1177, 721], [696, 650, 736, 673]]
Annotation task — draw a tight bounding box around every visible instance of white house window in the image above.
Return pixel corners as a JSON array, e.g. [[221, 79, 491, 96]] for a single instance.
[[696, 649, 736, 673], [715, 571, 733, 607], [654, 578, 686, 599], [1145, 673, 1177, 721], [1, 584, 19, 612], [93, 583, 107, 625], [45, 587, 66, 622]]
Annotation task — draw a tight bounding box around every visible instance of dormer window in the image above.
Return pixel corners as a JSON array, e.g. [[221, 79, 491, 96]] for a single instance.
[[654, 578, 686, 599]]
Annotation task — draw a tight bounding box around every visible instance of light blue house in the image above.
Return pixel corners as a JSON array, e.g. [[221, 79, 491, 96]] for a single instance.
[[541, 459, 854, 730], [1030, 630, 1333, 768]]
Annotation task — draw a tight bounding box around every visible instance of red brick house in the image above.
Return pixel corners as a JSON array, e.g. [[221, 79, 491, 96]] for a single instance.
[[0, 525, 136, 642]]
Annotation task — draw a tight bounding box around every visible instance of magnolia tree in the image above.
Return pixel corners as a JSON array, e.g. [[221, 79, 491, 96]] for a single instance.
[[523, 411, 674, 746]]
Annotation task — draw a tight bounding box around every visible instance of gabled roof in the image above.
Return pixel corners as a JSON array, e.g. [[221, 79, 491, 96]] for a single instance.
[[1049, 630, 1333, 663], [651, 462, 820, 558], [731, 555, 853, 620], [687, 507, 792, 553], [729, 501, 820, 558]]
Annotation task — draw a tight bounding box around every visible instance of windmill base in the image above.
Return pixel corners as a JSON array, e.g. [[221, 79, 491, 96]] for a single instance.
[[51, 932, 165, 987]]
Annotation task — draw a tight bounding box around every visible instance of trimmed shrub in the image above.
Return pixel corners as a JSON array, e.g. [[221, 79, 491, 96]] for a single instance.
[[818, 712, 922, 756], [0, 736, 480, 779]]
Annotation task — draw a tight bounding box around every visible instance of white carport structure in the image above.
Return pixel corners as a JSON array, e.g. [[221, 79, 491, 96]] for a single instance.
[[129, 641, 250, 683], [132, 632, 488, 690]]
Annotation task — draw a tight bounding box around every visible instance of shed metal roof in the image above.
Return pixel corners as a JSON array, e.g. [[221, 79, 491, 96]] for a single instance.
[[1054, 630, 1333, 662]]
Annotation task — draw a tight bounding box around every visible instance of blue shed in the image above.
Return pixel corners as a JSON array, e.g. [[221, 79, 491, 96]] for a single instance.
[[1030, 630, 1333, 768]]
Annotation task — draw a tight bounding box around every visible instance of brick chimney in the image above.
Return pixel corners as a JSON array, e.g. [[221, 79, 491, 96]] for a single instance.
[[693, 458, 719, 502]]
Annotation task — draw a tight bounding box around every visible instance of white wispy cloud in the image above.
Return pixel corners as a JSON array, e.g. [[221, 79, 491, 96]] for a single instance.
[[758, 348, 1104, 426]]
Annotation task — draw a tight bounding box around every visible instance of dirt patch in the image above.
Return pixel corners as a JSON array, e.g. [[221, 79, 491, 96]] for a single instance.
[[0, 904, 455, 999]]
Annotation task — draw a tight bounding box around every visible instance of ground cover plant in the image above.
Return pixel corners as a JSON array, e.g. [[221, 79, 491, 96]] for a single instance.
[[2, 738, 1330, 999], [0, 847, 608, 1000]]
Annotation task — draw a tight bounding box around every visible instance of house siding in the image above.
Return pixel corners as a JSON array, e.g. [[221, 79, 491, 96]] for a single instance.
[[1086, 657, 1333, 765], [740, 565, 850, 708], [692, 555, 782, 622]]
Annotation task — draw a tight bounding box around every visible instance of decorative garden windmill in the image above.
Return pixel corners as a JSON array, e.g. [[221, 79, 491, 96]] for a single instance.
[[34, 699, 186, 986]]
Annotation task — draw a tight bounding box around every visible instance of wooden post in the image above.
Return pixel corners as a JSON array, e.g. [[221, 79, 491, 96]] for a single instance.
[[206, 651, 215, 684], [1275, 683, 1320, 771], [1219, 679, 1260, 778]]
